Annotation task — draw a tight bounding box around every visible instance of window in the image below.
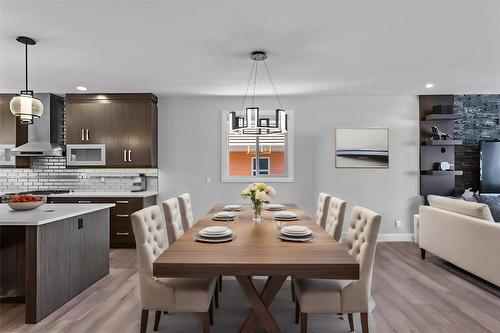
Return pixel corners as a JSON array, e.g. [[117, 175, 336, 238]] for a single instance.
[[252, 157, 270, 175], [221, 110, 294, 182]]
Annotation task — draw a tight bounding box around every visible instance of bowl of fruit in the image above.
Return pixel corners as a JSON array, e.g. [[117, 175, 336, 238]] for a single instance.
[[8, 194, 45, 211]]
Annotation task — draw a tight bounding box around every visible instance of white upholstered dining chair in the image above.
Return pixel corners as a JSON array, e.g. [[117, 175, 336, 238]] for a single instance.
[[315, 192, 331, 228], [162, 198, 185, 245], [131, 205, 217, 333], [293, 206, 381, 333], [176, 193, 224, 293], [178, 193, 195, 230], [325, 196, 347, 241]]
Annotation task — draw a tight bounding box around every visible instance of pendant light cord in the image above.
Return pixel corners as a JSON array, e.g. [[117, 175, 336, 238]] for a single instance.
[[263, 60, 283, 109], [251, 61, 258, 107], [25, 43, 28, 92], [240, 61, 256, 112]]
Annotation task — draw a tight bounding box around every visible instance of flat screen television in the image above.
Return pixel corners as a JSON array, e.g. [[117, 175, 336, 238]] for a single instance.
[[480, 141, 500, 193]]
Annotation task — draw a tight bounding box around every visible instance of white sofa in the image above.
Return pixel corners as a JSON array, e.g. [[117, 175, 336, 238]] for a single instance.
[[419, 195, 500, 287]]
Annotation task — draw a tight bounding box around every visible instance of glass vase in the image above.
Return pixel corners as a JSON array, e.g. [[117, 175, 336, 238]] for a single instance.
[[252, 201, 263, 223]]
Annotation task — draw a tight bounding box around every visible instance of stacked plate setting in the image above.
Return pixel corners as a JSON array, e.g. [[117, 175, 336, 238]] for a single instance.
[[273, 211, 299, 221], [266, 203, 286, 211], [278, 225, 316, 242], [224, 204, 243, 211], [194, 226, 236, 243], [212, 211, 237, 221]]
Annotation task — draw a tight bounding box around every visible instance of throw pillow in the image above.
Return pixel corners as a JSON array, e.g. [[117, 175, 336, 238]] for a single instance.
[[476, 195, 500, 222]]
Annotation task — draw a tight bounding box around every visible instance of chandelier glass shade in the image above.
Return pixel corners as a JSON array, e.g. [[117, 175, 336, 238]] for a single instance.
[[10, 36, 43, 124], [229, 51, 287, 136]]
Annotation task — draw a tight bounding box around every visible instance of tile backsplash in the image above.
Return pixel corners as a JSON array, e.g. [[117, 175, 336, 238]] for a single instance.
[[0, 156, 158, 193]]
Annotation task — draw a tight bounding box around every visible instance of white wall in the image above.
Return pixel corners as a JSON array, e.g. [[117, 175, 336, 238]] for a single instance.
[[158, 95, 421, 236]]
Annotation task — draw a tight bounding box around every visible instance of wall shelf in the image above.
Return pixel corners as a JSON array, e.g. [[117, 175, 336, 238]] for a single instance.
[[421, 140, 462, 146], [423, 113, 462, 121], [421, 170, 463, 176]]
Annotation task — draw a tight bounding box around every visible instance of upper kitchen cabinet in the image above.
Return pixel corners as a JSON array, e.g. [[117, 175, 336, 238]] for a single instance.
[[65, 93, 158, 168], [0, 94, 29, 168], [66, 97, 107, 144]]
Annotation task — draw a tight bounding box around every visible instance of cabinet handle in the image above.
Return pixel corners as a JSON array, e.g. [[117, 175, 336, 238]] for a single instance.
[[78, 218, 84, 229], [128, 150, 132, 162], [81, 129, 85, 141], [116, 214, 129, 218], [123, 150, 127, 162], [116, 232, 129, 236], [86, 129, 89, 141], [78, 200, 91, 204], [116, 200, 129, 204]]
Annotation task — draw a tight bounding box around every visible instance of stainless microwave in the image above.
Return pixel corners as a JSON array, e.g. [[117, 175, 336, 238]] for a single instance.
[[66, 144, 106, 166]]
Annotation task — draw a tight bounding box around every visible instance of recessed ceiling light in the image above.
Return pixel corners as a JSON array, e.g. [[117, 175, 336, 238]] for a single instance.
[[76, 86, 87, 91], [425, 83, 434, 89]]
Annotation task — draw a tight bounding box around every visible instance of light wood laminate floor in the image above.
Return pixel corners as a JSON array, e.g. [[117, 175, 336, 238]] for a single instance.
[[1, 243, 499, 333]]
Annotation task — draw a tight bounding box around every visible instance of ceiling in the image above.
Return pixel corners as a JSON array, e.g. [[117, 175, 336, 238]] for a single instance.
[[1, 0, 500, 97]]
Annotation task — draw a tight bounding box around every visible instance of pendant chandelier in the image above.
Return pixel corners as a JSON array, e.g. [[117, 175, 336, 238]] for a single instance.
[[229, 51, 287, 136], [10, 36, 44, 124]]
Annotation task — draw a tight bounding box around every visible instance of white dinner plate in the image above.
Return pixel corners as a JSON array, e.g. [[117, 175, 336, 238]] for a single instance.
[[277, 232, 317, 242], [214, 211, 237, 218], [193, 232, 237, 243], [266, 203, 286, 211], [200, 226, 231, 234], [282, 225, 309, 233], [224, 204, 242, 211], [273, 211, 298, 219], [199, 229, 233, 238], [281, 229, 312, 237]]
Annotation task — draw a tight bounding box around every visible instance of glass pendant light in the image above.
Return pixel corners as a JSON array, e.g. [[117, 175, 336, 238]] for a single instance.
[[10, 36, 44, 124], [229, 51, 288, 136]]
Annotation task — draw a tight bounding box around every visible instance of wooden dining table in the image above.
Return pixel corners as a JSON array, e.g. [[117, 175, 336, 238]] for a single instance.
[[153, 204, 359, 333]]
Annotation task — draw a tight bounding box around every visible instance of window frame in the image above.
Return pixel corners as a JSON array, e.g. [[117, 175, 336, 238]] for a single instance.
[[221, 110, 294, 183], [251, 156, 270, 176]]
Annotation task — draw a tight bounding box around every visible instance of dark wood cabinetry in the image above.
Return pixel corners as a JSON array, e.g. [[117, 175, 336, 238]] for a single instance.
[[66, 93, 158, 168], [0, 94, 29, 168], [49, 195, 156, 248]]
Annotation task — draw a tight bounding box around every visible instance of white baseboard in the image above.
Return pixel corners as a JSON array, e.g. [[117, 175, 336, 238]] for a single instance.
[[341, 232, 415, 242]]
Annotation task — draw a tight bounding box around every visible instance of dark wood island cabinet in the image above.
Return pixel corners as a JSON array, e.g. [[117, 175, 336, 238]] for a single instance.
[[0, 204, 113, 324]]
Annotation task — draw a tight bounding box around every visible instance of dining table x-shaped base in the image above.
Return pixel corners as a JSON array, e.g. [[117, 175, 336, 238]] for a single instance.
[[236, 275, 287, 333]]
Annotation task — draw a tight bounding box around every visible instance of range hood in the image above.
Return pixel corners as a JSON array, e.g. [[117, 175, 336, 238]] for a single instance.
[[11, 93, 65, 157]]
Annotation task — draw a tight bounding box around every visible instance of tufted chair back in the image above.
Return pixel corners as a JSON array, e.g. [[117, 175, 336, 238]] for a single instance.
[[178, 193, 195, 230], [315, 192, 331, 228], [131, 205, 169, 277], [341, 206, 381, 313], [163, 198, 185, 245], [325, 196, 347, 241]]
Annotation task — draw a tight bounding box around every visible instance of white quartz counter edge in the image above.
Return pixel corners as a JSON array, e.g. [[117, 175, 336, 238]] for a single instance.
[[47, 191, 158, 198], [0, 203, 115, 226]]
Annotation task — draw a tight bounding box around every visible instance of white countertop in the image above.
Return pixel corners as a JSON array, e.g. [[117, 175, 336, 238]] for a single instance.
[[0, 203, 115, 226], [47, 191, 158, 198]]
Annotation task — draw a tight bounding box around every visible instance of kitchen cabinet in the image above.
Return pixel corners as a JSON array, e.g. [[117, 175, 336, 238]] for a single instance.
[[66, 101, 107, 144], [0, 94, 29, 167], [65, 93, 158, 168], [48, 195, 156, 248]]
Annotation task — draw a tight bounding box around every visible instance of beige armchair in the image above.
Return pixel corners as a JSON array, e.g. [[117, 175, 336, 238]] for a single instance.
[[293, 206, 381, 333], [315, 192, 331, 228], [325, 196, 347, 241], [178, 193, 195, 230], [162, 197, 185, 245], [131, 205, 217, 333]]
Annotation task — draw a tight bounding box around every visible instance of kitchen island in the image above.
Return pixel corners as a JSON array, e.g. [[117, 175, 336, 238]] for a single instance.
[[0, 203, 114, 324]]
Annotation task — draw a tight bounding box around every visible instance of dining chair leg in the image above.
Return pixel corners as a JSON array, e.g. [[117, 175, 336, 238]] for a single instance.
[[420, 248, 426, 260], [348, 313, 354, 331], [163, 311, 168, 314], [218, 275, 223, 291], [291, 280, 296, 302], [300, 312, 308, 333], [295, 300, 300, 324], [214, 286, 219, 308], [209, 298, 214, 325], [140, 309, 149, 333], [201, 312, 210, 333], [153, 311, 161, 331], [361, 312, 369, 333]]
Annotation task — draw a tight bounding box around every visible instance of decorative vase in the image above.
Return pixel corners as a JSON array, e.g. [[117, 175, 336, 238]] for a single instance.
[[252, 201, 263, 223]]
